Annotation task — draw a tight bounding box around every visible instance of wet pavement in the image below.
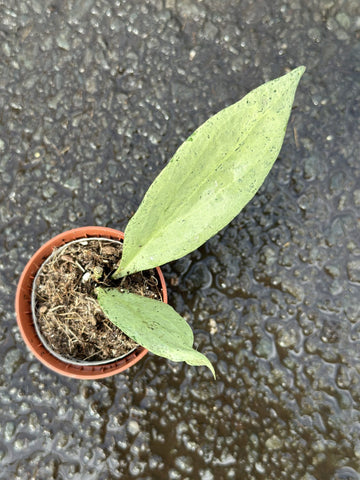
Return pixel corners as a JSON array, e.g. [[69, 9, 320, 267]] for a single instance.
[[1, 0, 360, 479]]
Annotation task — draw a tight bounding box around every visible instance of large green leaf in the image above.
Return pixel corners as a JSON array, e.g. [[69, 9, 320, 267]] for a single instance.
[[96, 288, 215, 378], [115, 67, 305, 277]]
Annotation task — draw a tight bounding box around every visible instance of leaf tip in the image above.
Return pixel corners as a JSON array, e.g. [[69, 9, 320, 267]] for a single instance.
[[295, 65, 306, 75], [289, 65, 306, 83], [186, 355, 216, 379], [203, 361, 216, 379]]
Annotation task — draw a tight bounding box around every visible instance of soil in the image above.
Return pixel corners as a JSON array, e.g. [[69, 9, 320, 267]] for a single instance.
[[33, 238, 163, 363]]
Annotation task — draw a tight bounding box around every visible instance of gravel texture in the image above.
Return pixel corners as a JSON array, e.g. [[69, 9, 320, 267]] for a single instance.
[[1, 0, 360, 479]]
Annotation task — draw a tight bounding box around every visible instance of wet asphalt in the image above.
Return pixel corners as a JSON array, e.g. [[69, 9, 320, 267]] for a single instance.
[[1, 1, 360, 479]]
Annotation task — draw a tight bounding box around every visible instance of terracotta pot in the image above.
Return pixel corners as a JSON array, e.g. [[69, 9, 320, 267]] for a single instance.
[[15, 226, 168, 379]]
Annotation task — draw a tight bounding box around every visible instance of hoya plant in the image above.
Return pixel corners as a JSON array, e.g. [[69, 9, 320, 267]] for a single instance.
[[97, 66, 305, 378]]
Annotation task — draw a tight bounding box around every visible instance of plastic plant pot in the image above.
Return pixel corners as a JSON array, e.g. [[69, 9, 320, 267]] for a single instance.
[[15, 226, 168, 379]]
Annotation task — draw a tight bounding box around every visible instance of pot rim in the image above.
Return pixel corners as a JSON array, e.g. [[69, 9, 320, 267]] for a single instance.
[[15, 226, 168, 379]]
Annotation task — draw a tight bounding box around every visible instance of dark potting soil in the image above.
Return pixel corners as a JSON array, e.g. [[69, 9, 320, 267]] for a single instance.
[[34, 239, 163, 362]]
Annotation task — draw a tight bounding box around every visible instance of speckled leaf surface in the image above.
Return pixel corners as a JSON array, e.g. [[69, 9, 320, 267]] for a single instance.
[[96, 288, 215, 378], [115, 66, 305, 277]]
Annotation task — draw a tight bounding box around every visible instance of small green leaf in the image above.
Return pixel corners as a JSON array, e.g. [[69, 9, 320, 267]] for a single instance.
[[96, 288, 216, 378], [115, 66, 305, 277]]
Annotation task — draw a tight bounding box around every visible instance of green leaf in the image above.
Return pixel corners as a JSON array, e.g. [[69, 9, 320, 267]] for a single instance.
[[96, 288, 216, 378], [115, 66, 305, 277]]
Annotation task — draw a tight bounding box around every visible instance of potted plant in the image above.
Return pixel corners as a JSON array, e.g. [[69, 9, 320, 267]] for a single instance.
[[16, 66, 305, 379]]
